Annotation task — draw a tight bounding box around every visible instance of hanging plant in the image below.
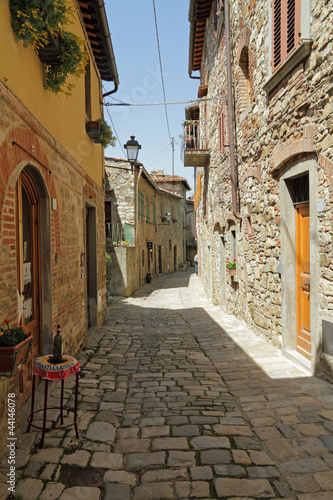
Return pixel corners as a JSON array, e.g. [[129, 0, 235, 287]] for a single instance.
[[9, 0, 72, 50], [97, 118, 116, 148], [44, 30, 88, 95], [9, 0, 87, 95]]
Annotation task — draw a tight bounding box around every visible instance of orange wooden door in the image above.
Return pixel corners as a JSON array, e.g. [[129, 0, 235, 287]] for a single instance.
[[296, 203, 311, 359], [17, 172, 41, 405]]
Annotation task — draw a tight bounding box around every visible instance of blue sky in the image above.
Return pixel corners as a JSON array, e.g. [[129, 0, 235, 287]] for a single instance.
[[102, 0, 199, 195]]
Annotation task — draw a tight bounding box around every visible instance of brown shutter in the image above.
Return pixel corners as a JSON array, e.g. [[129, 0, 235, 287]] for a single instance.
[[286, 0, 296, 54], [272, 0, 282, 70]]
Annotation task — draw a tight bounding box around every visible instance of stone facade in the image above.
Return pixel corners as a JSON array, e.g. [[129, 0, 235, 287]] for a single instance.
[[105, 159, 191, 295], [186, 0, 333, 381]]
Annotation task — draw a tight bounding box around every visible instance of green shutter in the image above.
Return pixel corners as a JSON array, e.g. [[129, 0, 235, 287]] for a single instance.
[[153, 200, 156, 224], [141, 193, 144, 220], [138, 190, 141, 219], [146, 194, 149, 222]]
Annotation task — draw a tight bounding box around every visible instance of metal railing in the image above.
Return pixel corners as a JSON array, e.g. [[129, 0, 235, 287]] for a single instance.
[[106, 222, 135, 246], [182, 120, 207, 150]]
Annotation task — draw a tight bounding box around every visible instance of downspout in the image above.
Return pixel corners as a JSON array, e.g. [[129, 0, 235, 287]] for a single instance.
[[94, 0, 119, 96], [188, 0, 201, 80], [225, 0, 242, 220], [135, 165, 143, 245]]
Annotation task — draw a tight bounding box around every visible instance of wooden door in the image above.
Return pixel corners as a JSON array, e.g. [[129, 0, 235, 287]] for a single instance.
[[296, 203, 311, 359], [17, 171, 41, 405]]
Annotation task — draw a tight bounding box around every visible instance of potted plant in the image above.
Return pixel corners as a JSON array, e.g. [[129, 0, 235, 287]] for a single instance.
[[226, 258, 236, 276], [0, 319, 33, 375], [86, 118, 116, 148], [9, 0, 88, 94]]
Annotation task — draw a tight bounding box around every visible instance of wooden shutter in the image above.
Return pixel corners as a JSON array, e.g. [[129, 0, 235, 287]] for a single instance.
[[272, 0, 282, 70], [272, 0, 301, 71], [105, 201, 112, 223], [219, 108, 226, 155], [146, 194, 149, 222]]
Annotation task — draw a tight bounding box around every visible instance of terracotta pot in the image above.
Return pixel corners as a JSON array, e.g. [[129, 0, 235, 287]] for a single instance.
[[0, 336, 33, 374], [229, 269, 236, 276]]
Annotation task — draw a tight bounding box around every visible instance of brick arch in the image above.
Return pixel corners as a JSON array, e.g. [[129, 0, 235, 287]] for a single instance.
[[240, 167, 261, 185], [236, 26, 251, 62], [0, 126, 59, 251], [271, 125, 315, 172]]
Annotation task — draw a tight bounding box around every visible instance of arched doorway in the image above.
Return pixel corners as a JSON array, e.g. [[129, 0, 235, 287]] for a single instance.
[[16, 170, 42, 405]]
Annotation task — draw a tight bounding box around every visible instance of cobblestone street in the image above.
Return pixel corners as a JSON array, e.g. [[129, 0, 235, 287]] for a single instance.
[[2, 269, 333, 499]]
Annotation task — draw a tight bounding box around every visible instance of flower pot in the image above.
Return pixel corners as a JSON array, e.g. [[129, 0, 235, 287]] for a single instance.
[[37, 31, 61, 65], [86, 121, 102, 142], [0, 336, 33, 374], [229, 269, 236, 276]]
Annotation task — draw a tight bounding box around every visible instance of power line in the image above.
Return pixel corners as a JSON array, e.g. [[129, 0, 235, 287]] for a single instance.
[[103, 98, 126, 157], [152, 0, 171, 139], [145, 143, 171, 165], [104, 96, 227, 107]]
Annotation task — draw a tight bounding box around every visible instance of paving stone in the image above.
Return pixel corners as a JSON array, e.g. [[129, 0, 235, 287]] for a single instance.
[[91, 452, 123, 469], [152, 437, 189, 450], [191, 436, 230, 450], [249, 450, 275, 465], [280, 457, 329, 473], [118, 427, 139, 439], [86, 421, 116, 443], [39, 482, 66, 500], [247, 466, 280, 478], [134, 482, 174, 499], [313, 471, 333, 489], [200, 450, 231, 465], [265, 438, 303, 461], [114, 439, 150, 453], [59, 486, 100, 500], [172, 424, 200, 437], [15, 478, 44, 500], [214, 424, 252, 437], [167, 451, 196, 466], [214, 464, 246, 477], [232, 450, 252, 465], [30, 448, 63, 463], [126, 452, 165, 469], [286, 474, 321, 493], [60, 450, 90, 467], [190, 466, 213, 480], [174, 481, 190, 498], [297, 493, 333, 500], [191, 481, 210, 497], [214, 477, 275, 497], [142, 468, 187, 483], [105, 483, 131, 500]]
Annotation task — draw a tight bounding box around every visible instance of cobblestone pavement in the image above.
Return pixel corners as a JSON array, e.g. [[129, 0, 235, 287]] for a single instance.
[[2, 270, 333, 499]]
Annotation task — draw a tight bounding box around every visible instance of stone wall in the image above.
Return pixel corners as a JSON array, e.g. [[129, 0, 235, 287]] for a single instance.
[[192, 0, 333, 379]]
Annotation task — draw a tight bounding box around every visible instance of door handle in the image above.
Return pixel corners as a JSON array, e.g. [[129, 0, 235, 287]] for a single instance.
[[304, 280, 310, 287]]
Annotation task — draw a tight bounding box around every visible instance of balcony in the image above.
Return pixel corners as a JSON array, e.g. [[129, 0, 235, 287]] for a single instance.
[[181, 120, 210, 168], [106, 222, 135, 247]]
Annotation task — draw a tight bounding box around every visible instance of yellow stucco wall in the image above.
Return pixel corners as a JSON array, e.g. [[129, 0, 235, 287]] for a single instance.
[[0, 0, 104, 185]]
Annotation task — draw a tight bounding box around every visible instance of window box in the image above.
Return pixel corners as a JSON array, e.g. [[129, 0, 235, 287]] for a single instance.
[[86, 120, 102, 142], [37, 31, 61, 65], [0, 336, 33, 376]]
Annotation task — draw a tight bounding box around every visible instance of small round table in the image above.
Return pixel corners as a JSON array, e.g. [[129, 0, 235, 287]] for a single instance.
[[27, 355, 80, 448]]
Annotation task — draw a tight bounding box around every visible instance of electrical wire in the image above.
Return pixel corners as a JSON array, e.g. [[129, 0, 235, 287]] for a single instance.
[[103, 99, 126, 157], [145, 143, 171, 166], [104, 96, 227, 107], [152, 0, 171, 139]]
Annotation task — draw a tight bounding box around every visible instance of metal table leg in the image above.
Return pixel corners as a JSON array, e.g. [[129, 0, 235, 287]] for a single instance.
[[40, 379, 49, 448]]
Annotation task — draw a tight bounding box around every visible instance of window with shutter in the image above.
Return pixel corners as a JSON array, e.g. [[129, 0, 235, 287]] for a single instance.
[[219, 108, 227, 155], [138, 191, 141, 219], [141, 193, 145, 220], [146, 194, 149, 222], [153, 200, 156, 224], [272, 0, 301, 72]]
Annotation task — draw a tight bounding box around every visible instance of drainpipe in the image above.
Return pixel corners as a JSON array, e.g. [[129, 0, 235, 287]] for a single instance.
[[94, 0, 119, 96], [225, 0, 242, 220], [135, 164, 143, 244]]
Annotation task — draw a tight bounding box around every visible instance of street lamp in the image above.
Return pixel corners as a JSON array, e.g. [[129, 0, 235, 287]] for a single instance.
[[124, 136, 141, 172], [165, 211, 172, 224]]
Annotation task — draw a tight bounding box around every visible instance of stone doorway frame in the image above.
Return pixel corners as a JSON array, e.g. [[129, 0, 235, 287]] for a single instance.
[[279, 155, 319, 373]]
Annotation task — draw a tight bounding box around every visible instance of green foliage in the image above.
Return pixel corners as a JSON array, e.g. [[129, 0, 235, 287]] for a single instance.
[[0, 319, 28, 347], [9, 0, 87, 95], [44, 30, 88, 94], [98, 118, 116, 148], [226, 259, 236, 270], [106, 251, 112, 289], [9, 0, 70, 49]]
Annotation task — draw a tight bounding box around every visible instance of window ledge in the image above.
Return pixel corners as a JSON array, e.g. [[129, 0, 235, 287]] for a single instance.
[[263, 40, 312, 95]]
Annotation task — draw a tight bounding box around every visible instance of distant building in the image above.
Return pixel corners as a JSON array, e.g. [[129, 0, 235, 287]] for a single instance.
[[105, 159, 192, 295]]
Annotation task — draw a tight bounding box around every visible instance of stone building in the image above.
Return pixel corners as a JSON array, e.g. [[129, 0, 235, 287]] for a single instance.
[[105, 159, 191, 295], [184, 0, 333, 381], [0, 0, 118, 450]]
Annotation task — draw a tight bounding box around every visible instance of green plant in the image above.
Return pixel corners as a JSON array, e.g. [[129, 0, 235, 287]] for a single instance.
[[9, 0, 88, 95], [226, 258, 236, 270], [98, 118, 116, 148], [0, 319, 28, 347], [9, 0, 71, 50]]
